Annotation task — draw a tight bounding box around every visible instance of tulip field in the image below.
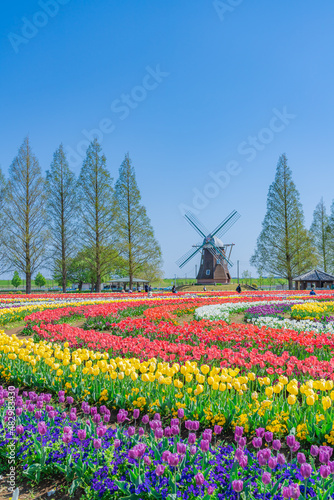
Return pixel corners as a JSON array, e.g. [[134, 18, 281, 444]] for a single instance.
[[1, 290, 334, 499]]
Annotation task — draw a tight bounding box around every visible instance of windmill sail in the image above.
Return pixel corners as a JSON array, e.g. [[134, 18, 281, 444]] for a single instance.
[[211, 210, 240, 240], [176, 243, 204, 268]]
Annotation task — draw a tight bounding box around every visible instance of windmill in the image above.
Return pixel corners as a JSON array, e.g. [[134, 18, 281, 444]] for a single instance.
[[177, 210, 240, 284]]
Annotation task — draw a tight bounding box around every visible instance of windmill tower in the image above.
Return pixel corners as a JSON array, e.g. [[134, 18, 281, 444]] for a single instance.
[[177, 210, 240, 284]]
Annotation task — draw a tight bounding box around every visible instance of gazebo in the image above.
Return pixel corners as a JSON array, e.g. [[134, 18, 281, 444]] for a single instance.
[[293, 269, 334, 290], [102, 277, 149, 291]]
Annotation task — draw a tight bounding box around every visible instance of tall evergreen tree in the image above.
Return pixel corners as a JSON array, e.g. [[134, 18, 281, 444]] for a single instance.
[[2, 137, 48, 293], [0, 168, 6, 272], [310, 198, 331, 272], [251, 154, 317, 289], [328, 200, 334, 273], [113, 154, 162, 289], [78, 139, 114, 292], [46, 144, 78, 292]]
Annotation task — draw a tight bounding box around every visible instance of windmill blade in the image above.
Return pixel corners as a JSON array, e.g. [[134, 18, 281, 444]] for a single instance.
[[207, 242, 233, 267], [176, 243, 204, 268], [184, 212, 209, 239], [211, 210, 241, 240]]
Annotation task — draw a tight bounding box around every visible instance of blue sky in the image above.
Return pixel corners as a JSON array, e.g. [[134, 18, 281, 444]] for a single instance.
[[1, 0, 334, 279]]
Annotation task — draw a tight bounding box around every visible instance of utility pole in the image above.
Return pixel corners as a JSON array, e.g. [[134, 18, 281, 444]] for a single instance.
[[237, 260, 240, 284]]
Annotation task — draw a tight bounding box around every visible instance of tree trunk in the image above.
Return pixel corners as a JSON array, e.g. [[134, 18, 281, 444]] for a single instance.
[[96, 275, 101, 293], [62, 275, 67, 293], [26, 272, 31, 294], [78, 281, 83, 292], [288, 276, 293, 290]]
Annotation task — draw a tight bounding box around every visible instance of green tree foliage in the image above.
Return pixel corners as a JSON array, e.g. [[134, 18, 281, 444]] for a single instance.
[[251, 154, 317, 289], [1, 138, 48, 293], [11, 271, 22, 289], [78, 139, 115, 292], [113, 154, 163, 289], [310, 197, 331, 272], [0, 168, 6, 271], [46, 144, 78, 293], [328, 200, 334, 274], [35, 272, 46, 288]]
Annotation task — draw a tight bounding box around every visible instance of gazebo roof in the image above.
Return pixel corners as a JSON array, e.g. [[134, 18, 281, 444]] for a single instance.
[[293, 269, 334, 282]]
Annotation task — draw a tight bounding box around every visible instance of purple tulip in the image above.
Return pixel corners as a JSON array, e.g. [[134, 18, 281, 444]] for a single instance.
[[277, 453, 286, 466], [238, 436, 246, 449], [36, 401, 44, 410], [59, 396, 65, 403], [264, 431, 273, 443], [48, 411, 57, 419], [252, 437, 262, 448], [155, 464, 165, 476], [97, 426, 107, 438], [292, 441, 300, 453], [195, 472, 205, 486], [93, 438, 102, 450], [297, 452, 306, 465], [16, 425, 24, 435], [164, 426, 172, 437], [62, 433, 72, 444], [38, 422, 47, 436], [282, 486, 291, 499], [177, 408, 185, 419], [144, 455, 151, 466], [255, 427, 265, 438], [150, 420, 158, 431], [177, 442, 187, 455], [114, 439, 121, 448], [290, 484, 301, 499], [262, 472, 271, 485], [319, 450, 330, 464], [90, 407, 98, 416], [286, 435, 295, 448], [232, 480, 243, 492], [155, 428, 164, 440], [127, 426, 136, 437], [300, 463, 312, 479], [35, 410, 42, 420], [66, 396, 74, 405], [133, 409, 140, 419], [78, 429, 86, 441], [214, 425, 222, 435], [272, 439, 281, 451], [257, 451, 267, 467], [103, 414, 110, 423], [235, 426, 243, 438], [69, 412, 77, 422], [142, 414, 149, 424], [162, 450, 172, 462], [320, 465, 331, 479], [171, 418, 179, 427], [207, 486, 214, 495], [235, 448, 244, 461], [193, 421, 200, 431], [171, 425, 180, 436], [168, 453, 180, 467], [200, 439, 210, 453], [185, 420, 192, 430], [268, 457, 277, 470], [239, 454, 248, 468], [100, 405, 107, 414], [190, 445, 197, 455], [153, 413, 161, 421], [188, 432, 196, 445], [328, 461, 334, 473], [93, 414, 101, 424], [138, 427, 145, 436], [16, 408, 23, 417]]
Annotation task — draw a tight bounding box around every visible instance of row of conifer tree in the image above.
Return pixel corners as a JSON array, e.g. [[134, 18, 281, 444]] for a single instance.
[[0, 137, 162, 294], [251, 154, 334, 289]]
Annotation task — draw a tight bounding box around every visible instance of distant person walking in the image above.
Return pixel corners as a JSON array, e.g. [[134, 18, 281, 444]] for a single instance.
[[236, 284, 241, 293], [172, 285, 177, 293]]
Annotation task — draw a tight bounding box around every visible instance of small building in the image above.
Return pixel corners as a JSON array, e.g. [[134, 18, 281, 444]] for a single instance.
[[102, 277, 149, 291], [293, 269, 334, 290]]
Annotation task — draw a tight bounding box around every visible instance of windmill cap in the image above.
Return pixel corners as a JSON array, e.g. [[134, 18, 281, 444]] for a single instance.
[[203, 235, 224, 247]]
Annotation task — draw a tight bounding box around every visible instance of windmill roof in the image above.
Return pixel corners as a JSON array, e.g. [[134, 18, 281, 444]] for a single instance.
[[293, 269, 334, 282], [203, 236, 224, 248]]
